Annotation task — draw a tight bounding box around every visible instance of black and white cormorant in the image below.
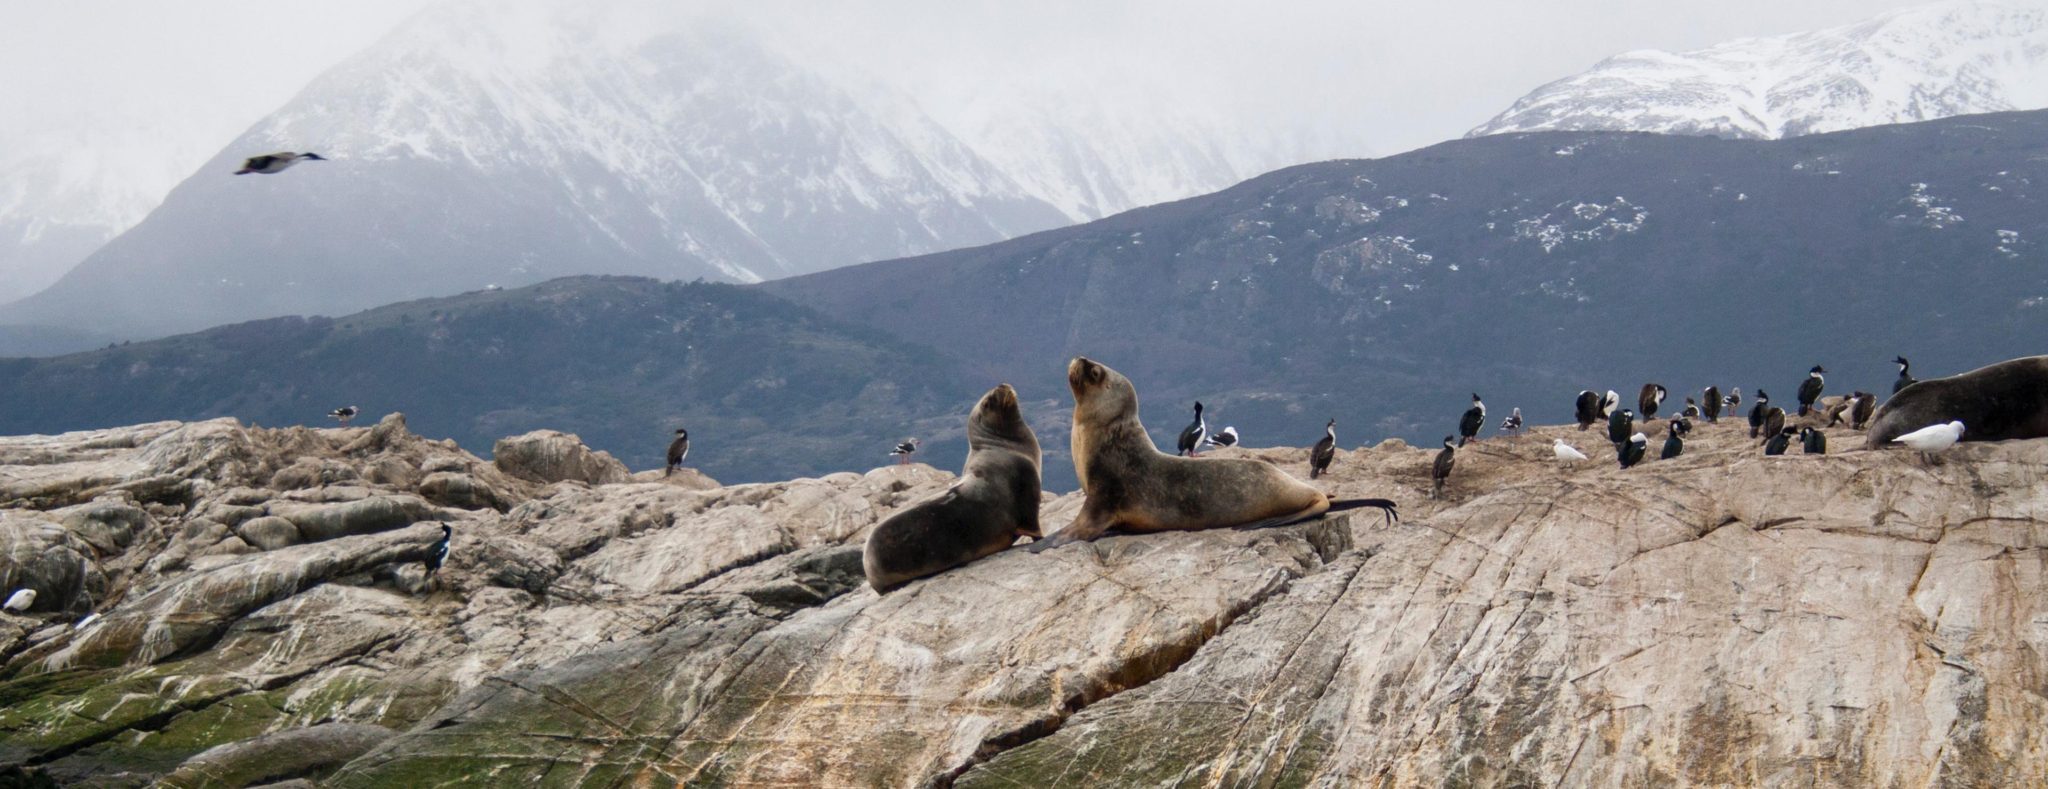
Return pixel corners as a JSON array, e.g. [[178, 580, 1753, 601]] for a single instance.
[[1797, 365, 1826, 416], [425, 523, 452, 577], [1801, 426, 1827, 455], [1430, 437, 1456, 499], [1764, 427, 1795, 456], [1702, 386, 1722, 422], [665, 429, 690, 476], [1851, 392, 1876, 430], [1679, 398, 1700, 420], [890, 437, 921, 465], [1618, 433, 1648, 468], [1499, 407, 1523, 434], [1574, 390, 1603, 431], [328, 406, 359, 426], [1607, 408, 1635, 447], [1747, 391, 1771, 438], [1893, 356, 1917, 394], [1761, 407, 1786, 444], [1669, 417, 1692, 438], [1309, 420, 1337, 479], [1203, 426, 1240, 449], [1457, 394, 1485, 447], [1638, 384, 1667, 418], [1661, 424, 1684, 460], [235, 151, 326, 175], [1178, 402, 1208, 457]]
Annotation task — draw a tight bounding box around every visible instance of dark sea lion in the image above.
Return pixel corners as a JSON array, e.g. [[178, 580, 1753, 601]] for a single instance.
[[1867, 355, 2048, 448], [1029, 357, 1394, 552], [863, 384, 1042, 593]]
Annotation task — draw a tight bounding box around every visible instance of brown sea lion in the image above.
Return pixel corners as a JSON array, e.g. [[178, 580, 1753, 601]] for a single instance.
[[863, 384, 1042, 593], [1029, 357, 1394, 553], [1867, 355, 2048, 447]]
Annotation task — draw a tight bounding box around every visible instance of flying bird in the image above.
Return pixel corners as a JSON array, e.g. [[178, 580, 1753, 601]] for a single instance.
[[665, 429, 690, 476], [889, 438, 921, 465], [1178, 402, 1208, 457], [1309, 419, 1337, 479], [235, 151, 325, 175], [328, 406, 359, 426]]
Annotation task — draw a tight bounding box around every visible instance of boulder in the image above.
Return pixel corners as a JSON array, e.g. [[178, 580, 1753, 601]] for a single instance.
[[158, 722, 396, 787], [491, 430, 630, 486], [233, 516, 302, 552]]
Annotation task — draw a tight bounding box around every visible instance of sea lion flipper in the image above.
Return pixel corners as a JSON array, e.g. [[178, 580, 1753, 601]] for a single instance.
[[1027, 506, 1114, 553], [1328, 497, 1399, 525]]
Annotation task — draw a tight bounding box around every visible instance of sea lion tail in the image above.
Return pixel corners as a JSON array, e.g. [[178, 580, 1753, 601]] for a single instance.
[[1327, 498, 1399, 525]]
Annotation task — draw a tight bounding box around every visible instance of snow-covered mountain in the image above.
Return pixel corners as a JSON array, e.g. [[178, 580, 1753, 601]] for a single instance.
[[0, 0, 1347, 351], [1470, 1, 2048, 140]]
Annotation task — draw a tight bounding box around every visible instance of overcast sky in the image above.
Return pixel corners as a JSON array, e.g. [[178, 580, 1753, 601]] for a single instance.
[[2, 0, 1945, 160]]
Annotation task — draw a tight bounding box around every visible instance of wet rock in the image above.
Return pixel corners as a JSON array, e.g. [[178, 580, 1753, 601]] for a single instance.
[[491, 430, 630, 485]]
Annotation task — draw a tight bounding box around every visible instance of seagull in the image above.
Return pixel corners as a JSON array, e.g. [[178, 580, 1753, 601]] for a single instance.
[[1893, 420, 1964, 462], [1202, 426, 1240, 449], [889, 437, 921, 465], [3, 588, 34, 613], [235, 151, 325, 175], [1552, 439, 1587, 466], [328, 406, 359, 426], [1499, 407, 1523, 434]]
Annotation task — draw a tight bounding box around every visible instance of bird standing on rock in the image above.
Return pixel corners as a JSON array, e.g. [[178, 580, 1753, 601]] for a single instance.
[[1553, 439, 1588, 466], [1575, 390, 1603, 431], [1724, 387, 1742, 413], [1761, 407, 1787, 443], [329, 406, 359, 426], [1458, 394, 1485, 446], [1764, 427, 1796, 455], [1851, 392, 1876, 430], [1894, 356, 1917, 394], [1607, 408, 1634, 447], [1178, 402, 1208, 457], [1680, 398, 1701, 420], [1500, 407, 1523, 434], [1893, 420, 1964, 462], [1801, 427, 1827, 454], [1309, 419, 1337, 479], [890, 438, 921, 465], [1797, 366, 1826, 416], [1431, 437, 1456, 499], [1661, 425, 1684, 459], [1748, 391, 1771, 438], [235, 151, 325, 175], [665, 429, 690, 476], [1638, 384, 1667, 418], [1703, 386, 1723, 422], [1618, 433, 1648, 468], [425, 524, 451, 578], [1203, 426, 1239, 449]]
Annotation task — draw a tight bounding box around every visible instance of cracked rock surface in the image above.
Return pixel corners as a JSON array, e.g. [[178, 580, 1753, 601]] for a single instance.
[[2, 412, 2044, 786]]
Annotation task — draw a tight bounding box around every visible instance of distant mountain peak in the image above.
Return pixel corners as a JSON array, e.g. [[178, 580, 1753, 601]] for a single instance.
[[1471, 1, 2048, 140]]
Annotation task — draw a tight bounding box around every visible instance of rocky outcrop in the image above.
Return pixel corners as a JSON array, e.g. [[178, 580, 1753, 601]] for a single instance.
[[491, 430, 631, 486], [1, 414, 2045, 786]]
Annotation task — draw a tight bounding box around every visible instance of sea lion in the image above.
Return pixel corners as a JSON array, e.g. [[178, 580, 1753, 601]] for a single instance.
[[1866, 355, 2048, 448], [1028, 357, 1394, 552], [863, 384, 1042, 593]]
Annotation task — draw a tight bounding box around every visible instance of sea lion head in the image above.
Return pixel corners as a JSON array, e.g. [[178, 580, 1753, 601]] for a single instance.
[[1069, 357, 1138, 425], [969, 383, 1037, 453]]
